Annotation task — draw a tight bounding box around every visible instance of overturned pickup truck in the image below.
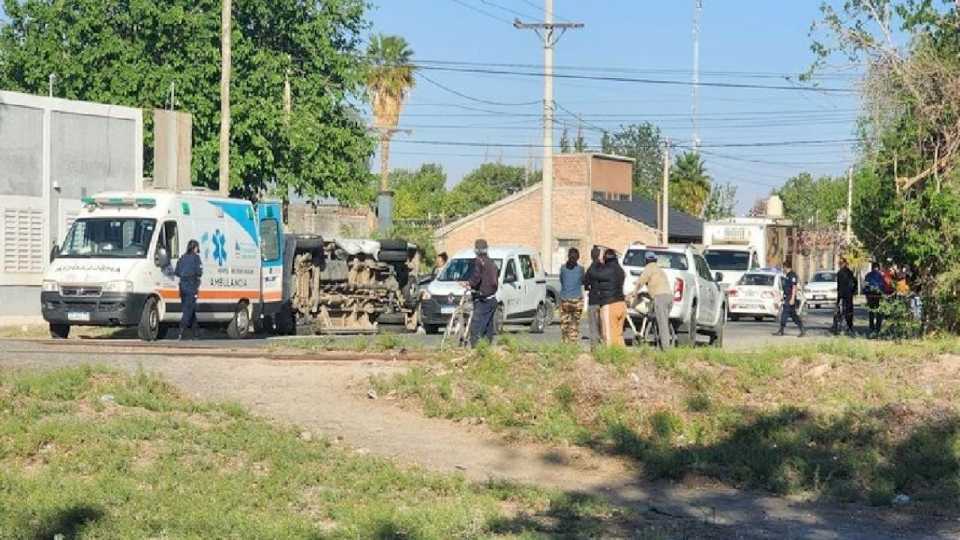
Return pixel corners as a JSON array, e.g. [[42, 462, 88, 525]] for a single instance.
[[276, 236, 423, 335]]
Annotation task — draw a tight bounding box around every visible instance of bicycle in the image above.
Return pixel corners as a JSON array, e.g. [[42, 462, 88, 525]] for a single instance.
[[441, 290, 474, 350], [629, 292, 677, 349]]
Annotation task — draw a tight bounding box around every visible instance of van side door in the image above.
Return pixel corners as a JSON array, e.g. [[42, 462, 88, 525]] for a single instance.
[[257, 202, 284, 311], [518, 253, 542, 316]]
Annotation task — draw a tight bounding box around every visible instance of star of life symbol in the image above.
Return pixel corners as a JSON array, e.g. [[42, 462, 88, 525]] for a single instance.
[[212, 229, 227, 266]]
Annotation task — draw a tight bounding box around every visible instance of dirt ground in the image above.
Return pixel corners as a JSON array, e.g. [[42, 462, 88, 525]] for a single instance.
[[2, 340, 957, 540]]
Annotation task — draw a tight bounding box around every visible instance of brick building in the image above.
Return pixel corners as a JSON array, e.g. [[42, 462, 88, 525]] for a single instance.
[[435, 153, 703, 273]]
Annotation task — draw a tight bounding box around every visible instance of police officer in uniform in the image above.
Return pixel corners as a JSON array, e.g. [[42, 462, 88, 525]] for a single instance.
[[467, 239, 499, 347], [774, 261, 805, 337], [174, 239, 203, 340]]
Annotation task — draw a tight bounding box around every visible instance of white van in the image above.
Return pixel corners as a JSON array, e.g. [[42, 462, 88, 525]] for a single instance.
[[419, 246, 549, 334], [41, 191, 285, 340]]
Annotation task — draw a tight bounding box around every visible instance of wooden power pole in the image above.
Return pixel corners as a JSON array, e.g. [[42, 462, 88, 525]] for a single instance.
[[515, 0, 583, 273], [218, 0, 232, 197]]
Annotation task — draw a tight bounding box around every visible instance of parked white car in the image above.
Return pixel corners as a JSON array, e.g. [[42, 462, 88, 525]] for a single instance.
[[727, 270, 784, 321], [622, 244, 726, 346], [803, 270, 838, 309], [419, 246, 549, 335]]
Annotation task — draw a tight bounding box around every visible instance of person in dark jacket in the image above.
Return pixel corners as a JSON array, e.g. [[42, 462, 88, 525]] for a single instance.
[[835, 258, 856, 335], [774, 262, 805, 337], [467, 239, 499, 347], [582, 246, 604, 350], [174, 239, 203, 340], [593, 249, 627, 346], [864, 262, 885, 337]]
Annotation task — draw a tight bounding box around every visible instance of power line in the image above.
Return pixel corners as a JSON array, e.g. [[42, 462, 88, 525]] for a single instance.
[[414, 65, 856, 93], [518, 0, 570, 22], [447, 0, 512, 24], [417, 72, 540, 106], [392, 137, 858, 149], [478, 0, 540, 20]]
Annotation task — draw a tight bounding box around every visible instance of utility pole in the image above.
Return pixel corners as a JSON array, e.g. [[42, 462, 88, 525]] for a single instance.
[[661, 141, 671, 245], [845, 166, 853, 243], [218, 0, 232, 197], [692, 0, 703, 151], [515, 1, 583, 272]]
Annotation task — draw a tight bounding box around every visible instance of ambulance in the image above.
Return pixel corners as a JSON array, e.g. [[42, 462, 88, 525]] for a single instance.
[[41, 191, 285, 340]]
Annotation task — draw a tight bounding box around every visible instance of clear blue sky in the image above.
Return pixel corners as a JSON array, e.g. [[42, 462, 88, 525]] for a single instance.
[[368, 0, 860, 213]]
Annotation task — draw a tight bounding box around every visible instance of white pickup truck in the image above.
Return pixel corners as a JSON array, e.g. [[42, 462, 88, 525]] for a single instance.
[[621, 244, 727, 346]]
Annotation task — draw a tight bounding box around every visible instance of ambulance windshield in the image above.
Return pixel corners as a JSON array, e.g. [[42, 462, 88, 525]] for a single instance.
[[59, 218, 157, 259]]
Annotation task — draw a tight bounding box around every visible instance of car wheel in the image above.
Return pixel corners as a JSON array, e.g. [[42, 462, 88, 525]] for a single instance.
[[530, 302, 547, 334], [49, 323, 70, 339], [227, 302, 251, 339], [710, 309, 725, 347], [494, 304, 505, 334], [680, 303, 697, 346], [138, 296, 161, 342]]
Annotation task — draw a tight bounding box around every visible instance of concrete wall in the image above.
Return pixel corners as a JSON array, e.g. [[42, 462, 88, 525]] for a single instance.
[[0, 91, 143, 316], [287, 203, 376, 238]]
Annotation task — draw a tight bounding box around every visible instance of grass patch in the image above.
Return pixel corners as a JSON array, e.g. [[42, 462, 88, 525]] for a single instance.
[[273, 333, 422, 354], [0, 365, 643, 538], [375, 338, 960, 508]]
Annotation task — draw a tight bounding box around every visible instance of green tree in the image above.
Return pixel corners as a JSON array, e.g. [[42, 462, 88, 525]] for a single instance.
[[704, 182, 737, 220], [600, 122, 664, 200], [811, 0, 960, 330], [777, 172, 846, 228], [574, 126, 587, 153], [559, 128, 572, 153], [445, 163, 532, 218], [366, 34, 415, 195], [391, 163, 447, 220], [669, 151, 711, 217], [0, 0, 373, 202]]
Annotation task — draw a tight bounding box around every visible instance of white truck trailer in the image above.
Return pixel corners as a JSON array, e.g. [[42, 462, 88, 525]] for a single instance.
[[702, 217, 796, 291]]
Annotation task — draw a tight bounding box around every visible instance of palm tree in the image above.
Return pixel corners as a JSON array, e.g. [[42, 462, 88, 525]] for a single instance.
[[366, 34, 415, 194], [670, 151, 712, 216]]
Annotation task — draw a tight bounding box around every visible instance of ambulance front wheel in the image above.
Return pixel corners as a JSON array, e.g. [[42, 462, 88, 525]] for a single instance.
[[227, 302, 252, 339], [138, 297, 161, 341]]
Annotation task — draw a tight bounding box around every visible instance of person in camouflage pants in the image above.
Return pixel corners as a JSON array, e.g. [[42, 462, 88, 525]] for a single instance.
[[560, 297, 584, 343], [558, 248, 585, 344]]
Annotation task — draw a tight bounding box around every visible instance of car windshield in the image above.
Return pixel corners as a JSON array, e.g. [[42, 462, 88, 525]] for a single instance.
[[59, 218, 157, 259], [812, 272, 836, 282], [623, 249, 689, 270], [704, 249, 750, 271], [738, 274, 775, 287], [436, 258, 503, 281]]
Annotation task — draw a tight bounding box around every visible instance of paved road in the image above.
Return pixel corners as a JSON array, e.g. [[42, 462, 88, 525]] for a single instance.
[[16, 305, 860, 351]]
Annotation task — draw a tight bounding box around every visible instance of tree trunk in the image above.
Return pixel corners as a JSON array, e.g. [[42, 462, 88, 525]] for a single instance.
[[379, 132, 391, 193]]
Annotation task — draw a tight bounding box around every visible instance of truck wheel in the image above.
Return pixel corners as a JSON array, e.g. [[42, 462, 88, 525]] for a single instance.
[[276, 307, 296, 336], [49, 324, 70, 339], [530, 302, 547, 334], [138, 297, 161, 342], [710, 309, 725, 347], [378, 250, 409, 263], [227, 302, 251, 339], [680, 303, 697, 347], [378, 239, 408, 251]]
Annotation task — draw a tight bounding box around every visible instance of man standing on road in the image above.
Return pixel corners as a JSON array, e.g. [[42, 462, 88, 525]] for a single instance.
[[774, 261, 805, 337], [558, 247, 585, 344], [836, 257, 856, 335], [631, 251, 673, 350], [174, 239, 203, 340], [864, 262, 885, 338], [467, 239, 499, 347], [582, 246, 604, 350]]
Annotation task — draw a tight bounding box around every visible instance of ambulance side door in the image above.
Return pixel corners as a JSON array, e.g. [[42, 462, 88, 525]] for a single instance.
[[257, 202, 284, 311]]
